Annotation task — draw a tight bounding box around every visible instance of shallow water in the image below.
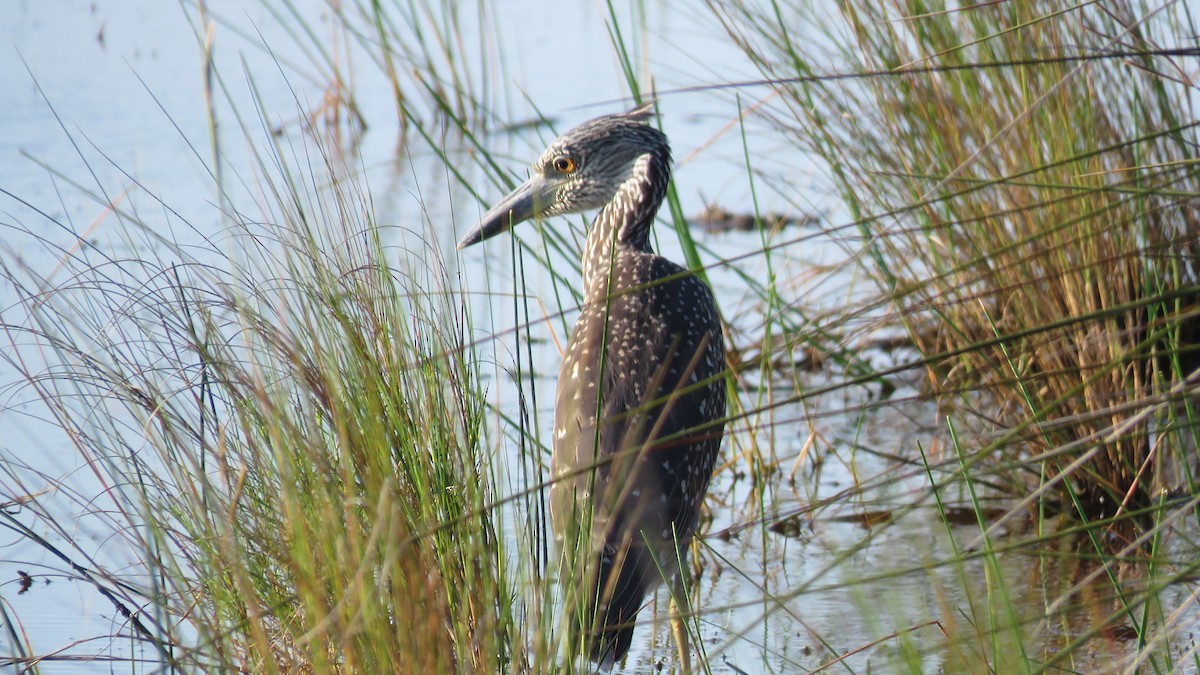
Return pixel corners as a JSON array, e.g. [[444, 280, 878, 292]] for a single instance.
[[3, 2, 1200, 673]]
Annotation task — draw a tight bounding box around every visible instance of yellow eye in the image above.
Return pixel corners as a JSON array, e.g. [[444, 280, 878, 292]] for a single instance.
[[553, 156, 577, 174]]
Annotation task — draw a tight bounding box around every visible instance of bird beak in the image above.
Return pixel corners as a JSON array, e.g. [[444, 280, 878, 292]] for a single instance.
[[457, 174, 556, 249]]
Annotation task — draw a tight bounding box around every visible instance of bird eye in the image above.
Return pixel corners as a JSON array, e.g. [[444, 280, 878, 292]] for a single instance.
[[553, 156, 577, 174]]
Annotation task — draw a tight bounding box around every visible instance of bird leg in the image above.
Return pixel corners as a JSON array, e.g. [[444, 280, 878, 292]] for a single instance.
[[669, 573, 692, 675]]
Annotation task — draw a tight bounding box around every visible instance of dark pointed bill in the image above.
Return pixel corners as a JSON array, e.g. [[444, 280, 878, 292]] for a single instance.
[[457, 174, 554, 249]]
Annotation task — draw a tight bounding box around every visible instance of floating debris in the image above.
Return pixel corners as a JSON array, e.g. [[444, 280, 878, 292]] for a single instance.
[[823, 509, 894, 528], [939, 506, 1010, 526], [1103, 624, 1139, 642], [768, 513, 813, 539], [689, 204, 819, 233]]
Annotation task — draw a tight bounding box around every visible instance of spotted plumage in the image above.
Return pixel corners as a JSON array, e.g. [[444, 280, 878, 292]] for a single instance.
[[458, 104, 726, 667]]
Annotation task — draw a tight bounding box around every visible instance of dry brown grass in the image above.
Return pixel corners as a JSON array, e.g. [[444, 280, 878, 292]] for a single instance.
[[714, 0, 1200, 515]]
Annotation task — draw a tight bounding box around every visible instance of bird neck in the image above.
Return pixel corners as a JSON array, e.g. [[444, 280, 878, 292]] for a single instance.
[[582, 151, 671, 295]]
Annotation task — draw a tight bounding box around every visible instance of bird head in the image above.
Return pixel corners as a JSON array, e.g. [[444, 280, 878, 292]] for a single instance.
[[457, 103, 667, 249]]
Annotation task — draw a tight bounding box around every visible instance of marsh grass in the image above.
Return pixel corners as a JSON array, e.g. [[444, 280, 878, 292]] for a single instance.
[[8, 10, 675, 675], [0, 44, 539, 675], [715, 0, 1200, 519], [0, 3, 708, 670], [704, 0, 1200, 671], [10, 0, 1200, 673]]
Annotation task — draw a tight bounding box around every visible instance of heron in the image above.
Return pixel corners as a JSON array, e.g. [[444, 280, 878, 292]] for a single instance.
[[458, 103, 726, 670]]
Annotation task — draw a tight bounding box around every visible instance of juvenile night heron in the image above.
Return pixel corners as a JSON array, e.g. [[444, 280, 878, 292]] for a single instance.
[[458, 104, 726, 669]]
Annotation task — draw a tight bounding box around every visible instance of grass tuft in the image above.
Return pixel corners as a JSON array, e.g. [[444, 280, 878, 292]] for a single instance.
[[715, 0, 1200, 522], [0, 72, 524, 672]]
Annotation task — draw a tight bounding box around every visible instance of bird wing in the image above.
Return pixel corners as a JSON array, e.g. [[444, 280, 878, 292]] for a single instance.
[[550, 256, 726, 663], [550, 262, 724, 561]]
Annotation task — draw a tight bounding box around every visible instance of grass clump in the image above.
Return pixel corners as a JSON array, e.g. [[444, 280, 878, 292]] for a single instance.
[[715, 0, 1200, 519], [0, 101, 522, 672]]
